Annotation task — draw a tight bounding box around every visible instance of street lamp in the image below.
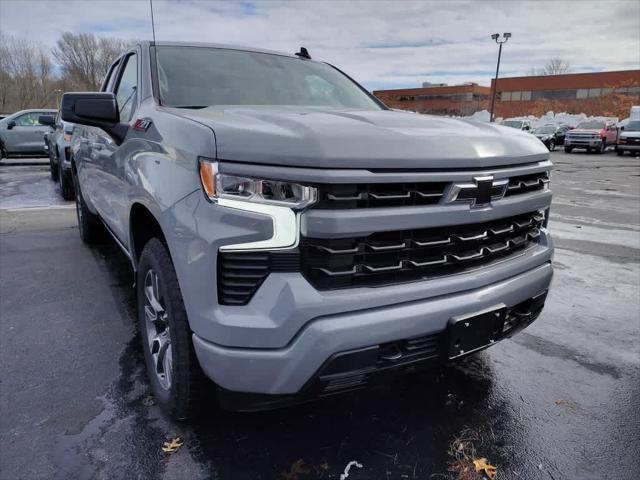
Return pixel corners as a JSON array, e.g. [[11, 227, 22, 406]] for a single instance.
[[489, 32, 511, 122]]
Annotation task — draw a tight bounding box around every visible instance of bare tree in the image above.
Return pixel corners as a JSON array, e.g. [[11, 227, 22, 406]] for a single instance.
[[542, 57, 571, 76], [0, 34, 56, 111], [53, 32, 132, 91], [527, 58, 571, 77]]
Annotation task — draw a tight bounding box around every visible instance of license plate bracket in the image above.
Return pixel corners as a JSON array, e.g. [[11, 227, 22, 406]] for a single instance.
[[447, 306, 507, 359]]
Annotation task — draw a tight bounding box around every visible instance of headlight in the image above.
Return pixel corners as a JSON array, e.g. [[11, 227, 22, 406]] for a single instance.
[[199, 159, 317, 210]]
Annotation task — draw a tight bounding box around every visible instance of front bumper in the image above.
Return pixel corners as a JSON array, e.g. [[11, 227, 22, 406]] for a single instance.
[[565, 137, 602, 148], [193, 258, 553, 399], [618, 144, 640, 152]]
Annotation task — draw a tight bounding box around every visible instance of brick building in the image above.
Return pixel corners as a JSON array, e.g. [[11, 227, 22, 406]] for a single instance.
[[373, 83, 491, 116], [491, 70, 640, 118], [373, 70, 640, 119]]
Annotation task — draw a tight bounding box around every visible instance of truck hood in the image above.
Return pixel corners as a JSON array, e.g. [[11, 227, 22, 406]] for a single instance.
[[168, 106, 549, 169], [620, 131, 640, 138]]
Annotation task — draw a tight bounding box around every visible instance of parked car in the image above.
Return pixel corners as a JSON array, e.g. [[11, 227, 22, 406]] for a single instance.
[[616, 120, 640, 156], [0, 109, 56, 160], [564, 120, 618, 153], [62, 42, 554, 418], [39, 112, 75, 200], [500, 119, 532, 131], [532, 124, 572, 151]]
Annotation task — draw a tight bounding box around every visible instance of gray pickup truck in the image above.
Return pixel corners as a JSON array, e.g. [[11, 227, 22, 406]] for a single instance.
[[62, 42, 553, 418]]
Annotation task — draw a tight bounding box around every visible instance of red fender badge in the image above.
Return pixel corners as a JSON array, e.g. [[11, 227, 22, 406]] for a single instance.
[[132, 118, 152, 131]]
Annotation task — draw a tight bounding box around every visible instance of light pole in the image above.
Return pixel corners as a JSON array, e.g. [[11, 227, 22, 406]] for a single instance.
[[489, 32, 511, 122]]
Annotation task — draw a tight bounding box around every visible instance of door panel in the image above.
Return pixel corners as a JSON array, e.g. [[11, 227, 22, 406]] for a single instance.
[[12, 112, 49, 152], [92, 52, 138, 245]]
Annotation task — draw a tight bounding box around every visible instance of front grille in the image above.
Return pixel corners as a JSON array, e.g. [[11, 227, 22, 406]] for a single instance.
[[567, 132, 599, 139], [217, 251, 299, 305], [314, 172, 548, 209], [315, 182, 448, 209], [505, 171, 549, 196], [300, 211, 544, 290]]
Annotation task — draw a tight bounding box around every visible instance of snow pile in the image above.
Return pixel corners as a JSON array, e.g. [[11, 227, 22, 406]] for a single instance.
[[460, 110, 620, 127], [463, 109, 491, 123]]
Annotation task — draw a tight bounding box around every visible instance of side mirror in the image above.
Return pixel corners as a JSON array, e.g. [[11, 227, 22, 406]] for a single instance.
[[61, 92, 128, 144], [6, 120, 16, 130], [39, 115, 55, 127]]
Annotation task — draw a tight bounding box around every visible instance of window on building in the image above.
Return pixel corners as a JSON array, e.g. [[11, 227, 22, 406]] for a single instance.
[[500, 92, 510, 101], [511, 91, 522, 101], [521, 91, 532, 101], [588, 88, 601, 98], [576, 89, 588, 99]]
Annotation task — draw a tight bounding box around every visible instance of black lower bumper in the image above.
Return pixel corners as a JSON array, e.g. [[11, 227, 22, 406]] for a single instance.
[[217, 290, 548, 412]]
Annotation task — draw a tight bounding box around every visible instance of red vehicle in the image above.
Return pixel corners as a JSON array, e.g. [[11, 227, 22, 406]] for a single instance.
[[564, 120, 618, 154]]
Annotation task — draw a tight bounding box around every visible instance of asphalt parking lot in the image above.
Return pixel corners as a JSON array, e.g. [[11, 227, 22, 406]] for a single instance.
[[1, 150, 639, 480]]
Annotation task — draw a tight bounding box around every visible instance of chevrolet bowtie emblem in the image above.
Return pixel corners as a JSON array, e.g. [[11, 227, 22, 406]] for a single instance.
[[444, 176, 508, 207]]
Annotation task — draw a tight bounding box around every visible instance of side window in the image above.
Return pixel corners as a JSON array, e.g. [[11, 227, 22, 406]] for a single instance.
[[103, 60, 121, 92], [14, 113, 42, 126], [114, 54, 137, 122]]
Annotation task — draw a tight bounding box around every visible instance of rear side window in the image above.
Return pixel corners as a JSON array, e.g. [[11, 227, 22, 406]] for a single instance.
[[114, 54, 138, 122]]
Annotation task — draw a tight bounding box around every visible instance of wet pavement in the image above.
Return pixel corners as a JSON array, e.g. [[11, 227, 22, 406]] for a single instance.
[[0, 151, 639, 480]]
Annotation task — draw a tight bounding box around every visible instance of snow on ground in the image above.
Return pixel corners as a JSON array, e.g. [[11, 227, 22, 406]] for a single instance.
[[461, 109, 629, 127]]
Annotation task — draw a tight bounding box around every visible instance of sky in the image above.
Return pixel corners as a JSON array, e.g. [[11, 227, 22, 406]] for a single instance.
[[1, 0, 639, 91]]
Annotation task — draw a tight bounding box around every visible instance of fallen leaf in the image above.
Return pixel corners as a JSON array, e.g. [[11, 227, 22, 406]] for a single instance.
[[281, 459, 309, 480], [142, 396, 155, 407], [473, 458, 497, 479], [162, 437, 183, 453]]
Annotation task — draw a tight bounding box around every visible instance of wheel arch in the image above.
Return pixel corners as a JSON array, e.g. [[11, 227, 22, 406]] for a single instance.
[[129, 202, 169, 268]]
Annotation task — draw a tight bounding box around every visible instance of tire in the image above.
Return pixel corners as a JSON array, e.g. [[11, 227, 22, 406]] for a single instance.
[[72, 167, 105, 244], [548, 140, 555, 151], [564, 146, 573, 153], [617, 149, 624, 156], [0, 141, 6, 162], [59, 162, 74, 201], [137, 238, 208, 419], [50, 148, 59, 181]]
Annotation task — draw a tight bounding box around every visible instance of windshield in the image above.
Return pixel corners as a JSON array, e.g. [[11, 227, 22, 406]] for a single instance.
[[534, 126, 555, 134], [501, 120, 523, 128], [155, 46, 381, 110], [576, 121, 605, 129], [624, 120, 640, 131]]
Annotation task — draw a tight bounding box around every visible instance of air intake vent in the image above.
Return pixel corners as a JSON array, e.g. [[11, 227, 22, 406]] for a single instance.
[[217, 251, 299, 305]]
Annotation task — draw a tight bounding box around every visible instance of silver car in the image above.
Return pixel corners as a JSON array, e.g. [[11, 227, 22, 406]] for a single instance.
[[0, 109, 56, 160], [39, 112, 75, 200]]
